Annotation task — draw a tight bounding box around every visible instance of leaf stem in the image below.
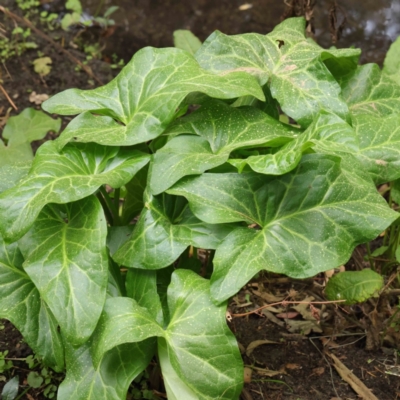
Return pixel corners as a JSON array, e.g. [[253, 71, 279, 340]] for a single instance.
[[114, 187, 120, 212], [100, 186, 121, 226], [97, 191, 114, 226], [365, 242, 375, 270]]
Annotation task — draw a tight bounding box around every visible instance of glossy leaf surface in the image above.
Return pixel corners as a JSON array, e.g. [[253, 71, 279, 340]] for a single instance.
[[383, 36, 400, 85], [150, 99, 297, 193], [242, 111, 358, 175], [196, 17, 359, 126], [58, 340, 154, 400], [91, 270, 243, 400], [340, 64, 400, 117], [0, 235, 64, 371], [168, 154, 397, 302], [113, 193, 233, 269], [0, 161, 30, 193], [125, 268, 164, 325], [42, 47, 264, 148], [353, 113, 400, 184], [18, 197, 108, 346], [0, 141, 149, 241]]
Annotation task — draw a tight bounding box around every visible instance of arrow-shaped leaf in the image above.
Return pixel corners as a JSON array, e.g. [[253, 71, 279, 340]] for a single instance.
[[196, 17, 359, 127], [91, 270, 243, 400], [112, 193, 234, 269], [149, 99, 298, 194], [42, 47, 264, 148], [18, 197, 108, 346], [0, 235, 64, 371], [0, 141, 149, 241], [168, 154, 397, 303], [241, 111, 358, 175]]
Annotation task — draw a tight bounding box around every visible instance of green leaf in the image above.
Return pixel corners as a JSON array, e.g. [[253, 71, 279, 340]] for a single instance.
[[231, 85, 280, 120], [392, 179, 400, 205], [113, 193, 234, 270], [0, 161, 30, 193], [173, 30, 202, 55], [18, 197, 108, 346], [325, 269, 383, 304], [166, 99, 298, 149], [0, 108, 61, 165], [396, 246, 400, 263], [126, 269, 163, 325], [57, 340, 154, 400], [370, 245, 388, 257], [0, 235, 64, 371], [158, 338, 198, 400], [91, 270, 243, 400], [383, 36, 400, 85], [1, 376, 19, 400], [65, 0, 82, 13], [196, 17, 359, 127], [42, 47, 264, 148], [27, 371, 43, 388], [241, 111, 358, 175], [339, 64, 400, 117], [2, 108, 61, 148], [0, 141, 150, 241], [149, 136, 228, 195], [121, 165, 148, 224], [168, 154, 397, 303], [149, 99, 298, 193], [353, 113, 400, 183]]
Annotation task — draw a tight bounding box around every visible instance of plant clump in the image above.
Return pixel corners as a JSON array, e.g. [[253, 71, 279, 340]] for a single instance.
[[0, 17, 400, 399]]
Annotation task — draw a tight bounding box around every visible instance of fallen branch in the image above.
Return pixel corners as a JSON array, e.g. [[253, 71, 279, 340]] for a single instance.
[[232, 299, 346, 318], [0, 84, 17, 110], [326, 351, 379, 400], [0, 6, 103, 85]]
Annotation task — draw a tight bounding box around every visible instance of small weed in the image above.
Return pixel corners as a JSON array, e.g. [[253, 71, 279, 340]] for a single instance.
[[0, 351, 13, 374]]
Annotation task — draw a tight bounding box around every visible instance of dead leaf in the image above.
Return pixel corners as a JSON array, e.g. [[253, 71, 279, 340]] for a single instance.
[[312, 367, 325, 376], [237, 341, 246, 354], [29, 91, 49, 105], [252, 289, 285, 303], [286, 363, 301, 370], [246, 339, 281, 357], [276, 311, 299, 319], [249, 365, 286, 377], [286, 319, 322, 334], [262, 309, 285, 327], [33, 57, 52, 76], [293, 296, 320, 321], [26, 394, 35, 400], [244, 366, 252, 383], [238, 3, 253, 10]]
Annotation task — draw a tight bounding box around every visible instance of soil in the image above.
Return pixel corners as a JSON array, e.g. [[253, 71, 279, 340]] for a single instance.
[[1, 1, 400, 399]]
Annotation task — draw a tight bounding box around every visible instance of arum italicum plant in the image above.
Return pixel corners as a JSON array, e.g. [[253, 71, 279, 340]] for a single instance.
[[1, 17, 400, 399]]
